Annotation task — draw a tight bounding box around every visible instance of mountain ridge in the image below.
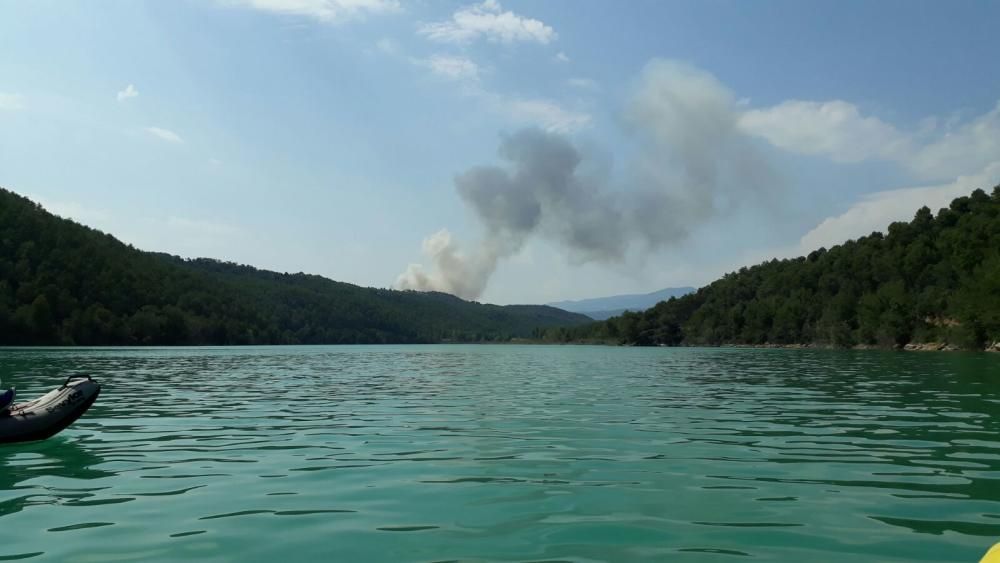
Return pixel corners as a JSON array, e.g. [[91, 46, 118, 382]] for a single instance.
[[0, 187, 590, 345], [548, 287, 695, 319]]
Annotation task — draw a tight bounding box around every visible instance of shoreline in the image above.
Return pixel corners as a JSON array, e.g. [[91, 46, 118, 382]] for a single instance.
[[0, 340, 997, 352], [704, 341, 1000, 353]]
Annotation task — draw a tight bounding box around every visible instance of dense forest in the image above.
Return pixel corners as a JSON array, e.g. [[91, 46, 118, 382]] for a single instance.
[[542, 187, 1000, 350], [0, 188, 589, 345]]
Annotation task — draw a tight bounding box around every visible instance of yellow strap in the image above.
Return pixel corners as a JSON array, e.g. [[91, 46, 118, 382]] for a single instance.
[[981, 543, 1000, 563]]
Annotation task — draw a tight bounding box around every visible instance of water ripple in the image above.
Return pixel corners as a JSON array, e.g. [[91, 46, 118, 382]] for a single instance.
[[1, 345, 998, 561]]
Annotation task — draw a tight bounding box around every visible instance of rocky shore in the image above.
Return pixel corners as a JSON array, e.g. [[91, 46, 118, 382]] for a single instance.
[[723, 341, 1000, 352], [902, 342, 962, 352]]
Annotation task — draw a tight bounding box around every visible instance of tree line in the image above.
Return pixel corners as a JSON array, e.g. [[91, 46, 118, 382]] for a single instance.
[[0, 188, 589, 345], [541, 187, 1000, 350]]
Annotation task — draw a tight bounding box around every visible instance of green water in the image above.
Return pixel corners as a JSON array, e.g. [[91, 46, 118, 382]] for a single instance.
[[1, 346, 999, 562]]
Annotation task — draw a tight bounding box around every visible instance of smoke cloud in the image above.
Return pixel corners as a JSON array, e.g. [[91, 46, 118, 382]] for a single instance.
[[395, 60, 775, 300], [395, 229, 504, 301]]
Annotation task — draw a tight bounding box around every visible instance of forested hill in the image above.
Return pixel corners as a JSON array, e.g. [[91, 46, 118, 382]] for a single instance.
[[545, 187, 1000, 350], [0, 188, 590, 345]]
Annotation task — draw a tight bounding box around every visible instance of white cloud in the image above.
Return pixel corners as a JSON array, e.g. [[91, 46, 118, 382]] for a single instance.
[[739, 100, 909, 163], [740, 98, 1000, 183], [145, 127, 184, 144], [504, 98, 591, 133], [418, 54, 480, 81], [418, 0, 556, 44], [554, 51, 570, 63], [117, 84, 139, 102], [228, 0, 399, 23], [567, 77, 598, 90], [798, 160, 1000, 252], [407, 54, 588, 133], [0, 92, 25, 111], [908, 102, 1000, 181]]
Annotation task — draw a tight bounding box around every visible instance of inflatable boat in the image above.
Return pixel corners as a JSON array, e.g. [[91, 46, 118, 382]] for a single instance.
[[0, 375, 101, 444]]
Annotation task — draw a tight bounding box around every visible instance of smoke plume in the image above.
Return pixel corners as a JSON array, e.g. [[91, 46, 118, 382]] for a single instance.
[[395, 60, 775, 300]]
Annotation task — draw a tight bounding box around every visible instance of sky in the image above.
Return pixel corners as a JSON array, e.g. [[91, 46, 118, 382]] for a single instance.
[[1, 0, 999, 304]]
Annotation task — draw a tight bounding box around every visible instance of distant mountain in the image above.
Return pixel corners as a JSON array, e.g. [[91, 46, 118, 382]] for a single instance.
[[578, 309, 626, 321], [0, 187, 591, 345], [548, 287, 695, 319]]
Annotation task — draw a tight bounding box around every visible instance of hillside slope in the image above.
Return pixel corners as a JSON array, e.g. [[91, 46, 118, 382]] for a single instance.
[[0, 188, 590, 345], [545, 187, 1000, 350]]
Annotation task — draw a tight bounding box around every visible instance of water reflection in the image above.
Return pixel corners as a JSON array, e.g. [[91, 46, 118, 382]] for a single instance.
[[0, 437, 115, 518]]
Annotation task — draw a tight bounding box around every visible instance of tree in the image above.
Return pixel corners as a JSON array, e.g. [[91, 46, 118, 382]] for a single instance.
[[549, 184, 1000, 350]]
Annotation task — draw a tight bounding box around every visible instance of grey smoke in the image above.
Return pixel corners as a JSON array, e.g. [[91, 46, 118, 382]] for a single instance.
[[456, 129, 627, 261], [396, 60, 775, 300]]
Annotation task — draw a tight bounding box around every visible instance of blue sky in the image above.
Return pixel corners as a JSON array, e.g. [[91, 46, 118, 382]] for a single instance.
[[1, 0, 999, 304]]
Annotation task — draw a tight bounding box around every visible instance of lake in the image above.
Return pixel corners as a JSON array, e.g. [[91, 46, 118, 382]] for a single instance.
[[1, 345, 999, 562]]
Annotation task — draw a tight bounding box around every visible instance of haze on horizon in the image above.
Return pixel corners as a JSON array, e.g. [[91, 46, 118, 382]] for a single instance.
[[2, 0, 999, 305]]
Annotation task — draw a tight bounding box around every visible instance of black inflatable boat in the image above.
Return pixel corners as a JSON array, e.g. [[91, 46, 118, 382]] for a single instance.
[[0, 375, 101, 444]]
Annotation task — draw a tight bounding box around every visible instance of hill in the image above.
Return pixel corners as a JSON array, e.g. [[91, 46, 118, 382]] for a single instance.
[[544, 187, 1000, 350], [0, 188, 590, 345], [548, 287, 695, 320]]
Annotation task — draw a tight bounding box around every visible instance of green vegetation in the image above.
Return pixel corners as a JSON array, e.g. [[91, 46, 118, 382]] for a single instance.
[[0, 188, 590, 345], [543, 187, 1000, 350]]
